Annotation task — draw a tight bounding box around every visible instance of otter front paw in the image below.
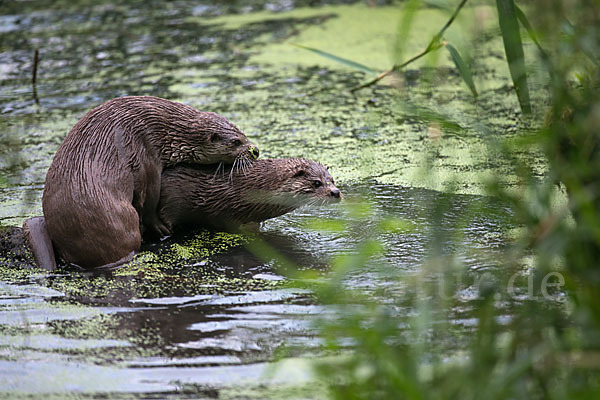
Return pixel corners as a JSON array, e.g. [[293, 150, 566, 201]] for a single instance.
[[143, 216, 172, 238], [152, 220, 172, 238]]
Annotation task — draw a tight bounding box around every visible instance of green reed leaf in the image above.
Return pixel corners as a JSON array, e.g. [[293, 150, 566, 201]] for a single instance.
[[514, 4, 543, 52], [445, 42, 478, 98], [496, 0, 531, 114], [292, 43, 378, 75]]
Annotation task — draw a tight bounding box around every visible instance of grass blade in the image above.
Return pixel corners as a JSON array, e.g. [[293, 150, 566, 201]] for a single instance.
[[496, 0, 531, 114], [445, 42, 478, 97], [291, 43, 378, 75], [514, 4, 545, 55]]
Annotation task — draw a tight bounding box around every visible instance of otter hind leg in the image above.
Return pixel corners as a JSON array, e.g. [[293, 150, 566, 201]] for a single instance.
[[91, 201, 141, 268], [22, 216, 57, 271], [47, 199, 142, 270]]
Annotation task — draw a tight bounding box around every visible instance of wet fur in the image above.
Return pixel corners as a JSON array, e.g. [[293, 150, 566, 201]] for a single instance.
[[42, 96, 256, 269], [159, 158, 341, 232]]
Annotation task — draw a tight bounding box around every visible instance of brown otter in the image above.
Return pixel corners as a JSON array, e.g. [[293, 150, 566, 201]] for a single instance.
[[158, 158, 342, 232], [41, 96, 258, 269]]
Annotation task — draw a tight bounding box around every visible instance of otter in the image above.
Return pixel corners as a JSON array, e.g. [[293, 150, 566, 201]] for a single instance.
[[158, 158, 342, 232], [41, 96, 259, 270]]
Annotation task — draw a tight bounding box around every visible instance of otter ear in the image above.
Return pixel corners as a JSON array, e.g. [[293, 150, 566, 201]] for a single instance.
[[293, 169, 306, 178], [209, 131, 220, 142]]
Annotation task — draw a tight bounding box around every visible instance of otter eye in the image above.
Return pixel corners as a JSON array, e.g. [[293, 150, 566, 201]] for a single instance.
[[231, 139, 243, 146], [313, 180, 323, 188], [294, 170, 305, 178], [210, 132, 220, 142]]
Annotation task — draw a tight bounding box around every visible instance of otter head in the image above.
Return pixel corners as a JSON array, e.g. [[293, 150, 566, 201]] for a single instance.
[[277, 159, 342, 206], [192, 112, 259, 165], [165, 111, 259, 166]]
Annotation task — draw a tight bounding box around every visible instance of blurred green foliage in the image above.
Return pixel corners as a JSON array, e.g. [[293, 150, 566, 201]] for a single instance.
[[306, 0, 600, 398]]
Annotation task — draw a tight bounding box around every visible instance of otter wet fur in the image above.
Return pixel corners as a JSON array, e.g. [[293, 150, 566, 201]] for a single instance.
[[41, 96, 259, 270], [158, 158, 342, 233]]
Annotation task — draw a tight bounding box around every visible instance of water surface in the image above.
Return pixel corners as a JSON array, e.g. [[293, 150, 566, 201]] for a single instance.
[[1, 1, 531, 398]]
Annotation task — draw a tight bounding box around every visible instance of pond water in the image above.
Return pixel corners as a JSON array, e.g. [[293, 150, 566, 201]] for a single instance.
[[1, 0, 539, 398]]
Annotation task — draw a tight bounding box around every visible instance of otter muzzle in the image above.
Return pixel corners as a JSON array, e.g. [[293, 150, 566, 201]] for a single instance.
[[247, 145, 260, 159]]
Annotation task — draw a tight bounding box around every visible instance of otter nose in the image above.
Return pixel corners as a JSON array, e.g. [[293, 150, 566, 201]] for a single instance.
[[248, 145, 259, 159], [330, 188, 341, 199]]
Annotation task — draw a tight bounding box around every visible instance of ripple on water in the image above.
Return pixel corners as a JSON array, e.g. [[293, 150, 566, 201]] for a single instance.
[[0, 283, 128, 326]]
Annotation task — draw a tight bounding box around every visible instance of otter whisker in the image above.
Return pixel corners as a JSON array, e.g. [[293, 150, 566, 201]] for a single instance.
[[213, 162, 224, 182], [231, 154, 251, 180], [242, 161, 249, 176], [229, 158, 238, 181], [229, 158, 239, 182], [240, 156, 251, 176]]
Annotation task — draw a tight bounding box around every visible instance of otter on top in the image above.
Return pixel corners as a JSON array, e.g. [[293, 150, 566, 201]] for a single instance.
[[40, 96, 259, 270]]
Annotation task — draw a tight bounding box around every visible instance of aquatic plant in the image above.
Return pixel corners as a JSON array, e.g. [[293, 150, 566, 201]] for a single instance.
[[294, 0, 600, 398]]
